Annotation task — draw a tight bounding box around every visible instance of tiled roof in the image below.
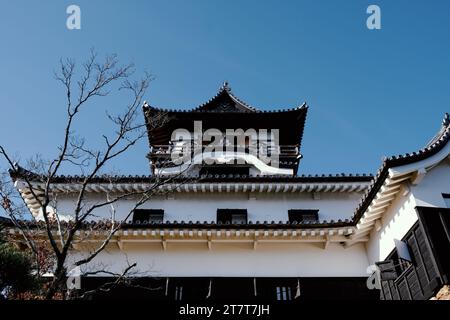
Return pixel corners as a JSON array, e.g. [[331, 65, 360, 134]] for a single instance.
[[9, 167, 373, 184], [3, 218, 353, 230], [352, 112, 450, 222], [143, 82, 307, 114]]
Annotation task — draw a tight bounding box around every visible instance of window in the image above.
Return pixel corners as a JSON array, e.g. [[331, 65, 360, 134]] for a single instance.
[[175, 286, 183, 301], [380, 245, 412, 278], [276, 286, 292, 301], [443, 193, 450, 208], [288, 209, 319, 223], [375, 260, 398, 281], [132, 209, 164, 224], [392, 252, 411, 275], [217, 209, 248, 224]]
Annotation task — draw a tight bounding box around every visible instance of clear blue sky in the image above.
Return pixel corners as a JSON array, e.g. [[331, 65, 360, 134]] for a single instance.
[[0, 0, 449, 176]]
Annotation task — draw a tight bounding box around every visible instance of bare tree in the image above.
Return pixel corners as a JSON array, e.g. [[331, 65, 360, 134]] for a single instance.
[[0, 50, 188, 299]]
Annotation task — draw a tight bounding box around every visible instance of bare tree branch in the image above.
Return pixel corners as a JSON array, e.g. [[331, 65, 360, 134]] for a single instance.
[[0, 50, 175, 300], [76, 262, 137, 300]]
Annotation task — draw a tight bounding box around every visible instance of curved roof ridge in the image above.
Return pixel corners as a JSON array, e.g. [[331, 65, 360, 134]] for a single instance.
[[189, 81, 259, 112], [222, 82, 259, 112], [352, 112, 450, 222], [143, 82, 307, 113], [425, 112, 450, 147]]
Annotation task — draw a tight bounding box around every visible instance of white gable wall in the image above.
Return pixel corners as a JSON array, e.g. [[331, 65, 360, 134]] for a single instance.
[[365, 156, 450, 264], [410, 157, 450, 208]]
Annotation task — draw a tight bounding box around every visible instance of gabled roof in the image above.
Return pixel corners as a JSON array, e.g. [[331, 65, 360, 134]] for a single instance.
[[191, 81, 258, 113], [143, 82, 307, 114], [143, 83, 309, 174], [352, 112, 450, 224]]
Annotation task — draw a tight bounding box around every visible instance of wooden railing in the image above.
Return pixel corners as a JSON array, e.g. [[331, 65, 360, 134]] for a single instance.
[[149, 143, 299, 159]]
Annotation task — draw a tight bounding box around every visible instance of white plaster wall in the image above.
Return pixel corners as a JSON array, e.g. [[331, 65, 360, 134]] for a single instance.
[[55, 190, 364, 223], [68, 242, 370, 277], [365, 191, 418, 264], [57, 189, 370, 278], [365, 158, 450, 264], [410, 157, 450, 208]]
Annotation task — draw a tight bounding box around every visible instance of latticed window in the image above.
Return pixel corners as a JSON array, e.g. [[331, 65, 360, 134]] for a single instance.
[[288, 209, 319, 223], [132, 209, 164, 224], [217, 209, 248, 224]]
